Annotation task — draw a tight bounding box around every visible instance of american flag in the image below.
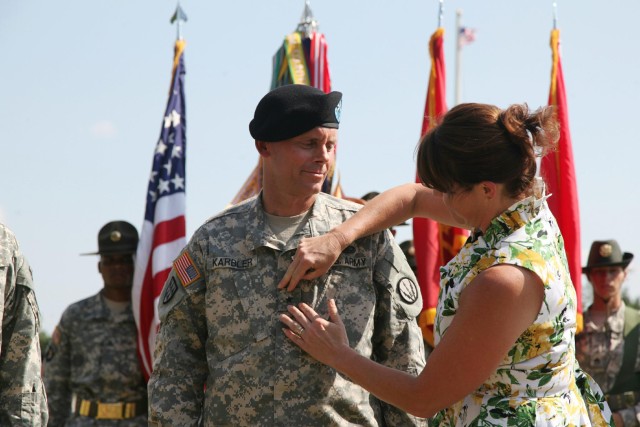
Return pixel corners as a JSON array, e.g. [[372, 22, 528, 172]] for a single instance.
[[458, 26, 477, 47], [132, 40, 187, 380]]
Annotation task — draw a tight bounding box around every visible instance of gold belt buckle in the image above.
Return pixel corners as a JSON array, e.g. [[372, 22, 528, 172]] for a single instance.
[[96, 402, 124, 420]]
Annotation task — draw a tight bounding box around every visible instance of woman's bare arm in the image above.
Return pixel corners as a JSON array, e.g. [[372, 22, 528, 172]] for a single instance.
[[278, 183, 458, 290], [280, 264, 544, 418]]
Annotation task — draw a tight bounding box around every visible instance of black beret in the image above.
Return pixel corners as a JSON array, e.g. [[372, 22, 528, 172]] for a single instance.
[[249, 84, 342, 142], [82, 221, 139, 256]]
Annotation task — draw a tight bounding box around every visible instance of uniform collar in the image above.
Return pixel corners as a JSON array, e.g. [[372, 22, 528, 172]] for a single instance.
[[243, 192, 332, 252]]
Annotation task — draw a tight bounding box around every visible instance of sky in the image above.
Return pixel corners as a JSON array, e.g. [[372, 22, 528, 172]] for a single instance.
[[2, 1, 639, 334]]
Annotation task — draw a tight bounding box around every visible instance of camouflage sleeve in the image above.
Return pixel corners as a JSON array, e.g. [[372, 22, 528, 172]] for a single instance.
[[43, 316, 72, 427], [0, 244, 48, 426], [371, 231, 428, 426], [148, 248, 208, 427]]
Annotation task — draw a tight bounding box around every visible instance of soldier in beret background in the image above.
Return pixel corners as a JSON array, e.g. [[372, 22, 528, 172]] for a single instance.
[[0, 223, 48, 426], [44, 221, 148, 426], [576, 240, 639, 427], [149, 84, 426, 426]]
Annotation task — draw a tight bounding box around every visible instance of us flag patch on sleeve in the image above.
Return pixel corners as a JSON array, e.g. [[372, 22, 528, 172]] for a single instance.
[[174, 251, 201, 287]]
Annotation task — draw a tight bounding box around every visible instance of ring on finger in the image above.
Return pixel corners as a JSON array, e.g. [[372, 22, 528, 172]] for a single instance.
[[292, 321, 305, 336]]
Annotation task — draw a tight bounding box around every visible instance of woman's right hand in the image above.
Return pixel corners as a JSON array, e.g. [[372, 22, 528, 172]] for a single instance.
[[278, 231, 346, 291], [280, 299, 352, 369]]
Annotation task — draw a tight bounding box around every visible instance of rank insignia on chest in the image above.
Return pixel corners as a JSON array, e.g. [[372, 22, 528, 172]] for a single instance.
[[174, 252, 201, 287]]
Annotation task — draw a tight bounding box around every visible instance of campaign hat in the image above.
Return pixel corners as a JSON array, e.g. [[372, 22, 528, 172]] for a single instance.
[[82, 221, 139, 256], [582, 239, 633, 273]]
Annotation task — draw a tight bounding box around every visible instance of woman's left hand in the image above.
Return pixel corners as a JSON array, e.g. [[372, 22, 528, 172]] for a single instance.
[[279, 299, 352, 368]]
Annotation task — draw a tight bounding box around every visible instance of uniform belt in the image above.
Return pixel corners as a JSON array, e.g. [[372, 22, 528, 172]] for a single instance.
[[74, 398, 147, 419], [605, 390, 640, 412]]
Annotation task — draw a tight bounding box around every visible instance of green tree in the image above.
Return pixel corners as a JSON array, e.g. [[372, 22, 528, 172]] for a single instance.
[[39, 330, 51, 353], [623, 289, 640, 310]]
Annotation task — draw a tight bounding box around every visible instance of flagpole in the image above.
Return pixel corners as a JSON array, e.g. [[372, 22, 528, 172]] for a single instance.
[[552, 1, 558, 29], [171, 2, 188, 41], [455, 9, 462, 106], [437, 0, 444, 28]]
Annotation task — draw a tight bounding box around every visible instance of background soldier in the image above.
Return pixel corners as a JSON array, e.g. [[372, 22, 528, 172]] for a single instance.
[[44, 221, 147, 426], [0, 223, 48, 426], [149, 84, 426, 426], [576, 239, 638, 427]]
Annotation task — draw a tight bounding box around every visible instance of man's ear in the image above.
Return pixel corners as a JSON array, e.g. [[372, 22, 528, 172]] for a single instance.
[[255, 140, 270, 157]]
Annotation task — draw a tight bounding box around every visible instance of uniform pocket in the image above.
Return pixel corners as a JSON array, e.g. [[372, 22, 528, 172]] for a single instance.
[[206, 260, 265, 362], [0, 391, 45, 425]]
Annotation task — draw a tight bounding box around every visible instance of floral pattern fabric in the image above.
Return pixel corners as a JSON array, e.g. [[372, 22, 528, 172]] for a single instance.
[[432, 193, 613, 426]]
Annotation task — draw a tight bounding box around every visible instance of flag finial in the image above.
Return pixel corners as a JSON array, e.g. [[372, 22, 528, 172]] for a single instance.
[[552, 1, 558, 29], [170, 2, 188, 40], [297, 0, 318, 36]]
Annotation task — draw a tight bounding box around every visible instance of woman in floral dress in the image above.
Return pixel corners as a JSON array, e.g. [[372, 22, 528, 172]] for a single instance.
[[278, 103, 613, 426]]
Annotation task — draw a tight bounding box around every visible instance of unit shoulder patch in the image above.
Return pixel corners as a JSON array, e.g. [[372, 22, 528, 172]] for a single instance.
[[397, 277, 419, 304], [162, 277, 179, 304]]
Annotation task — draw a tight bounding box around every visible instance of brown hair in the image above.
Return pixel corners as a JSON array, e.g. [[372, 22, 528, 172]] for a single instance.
[[417, 103, 559, 198]]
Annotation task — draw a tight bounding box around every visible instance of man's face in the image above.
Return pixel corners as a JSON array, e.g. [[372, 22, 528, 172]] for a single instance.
[[588, 266, 626, 302], [99, 254, 135, 290], [265, 127, 337, 198]]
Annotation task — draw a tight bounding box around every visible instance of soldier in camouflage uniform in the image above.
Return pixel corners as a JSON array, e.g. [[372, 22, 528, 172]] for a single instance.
[[148, 84, 427, 426], [0, 223, 48, 426], [577, 240, 639, 427], [44, 221, 147, 426]]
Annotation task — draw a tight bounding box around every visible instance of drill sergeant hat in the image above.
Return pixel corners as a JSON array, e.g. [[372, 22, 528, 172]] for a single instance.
[[81, 221, 139, 256], [582, 239, 634, 273]]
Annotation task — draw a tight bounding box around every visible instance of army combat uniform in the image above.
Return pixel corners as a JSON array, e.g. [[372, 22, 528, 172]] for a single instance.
[[576, 303, 640, 426], [149, 193, 427, 426], [0, 223, 48, 426], [44, 293, 147, 426]]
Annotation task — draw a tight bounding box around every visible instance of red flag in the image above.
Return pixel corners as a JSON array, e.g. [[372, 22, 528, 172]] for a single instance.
[[413, 28, 469, 347], [132, 40, 188, 380], [540, 29, 583, 331]]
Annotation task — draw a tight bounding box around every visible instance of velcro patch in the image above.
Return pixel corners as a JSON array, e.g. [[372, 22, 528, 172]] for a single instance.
[[162, 277, 178, 304], [334, 255, 368, 268], [174, 252, 201, 287], [211, 257, 255, 269], [397, 277, 419, 304]]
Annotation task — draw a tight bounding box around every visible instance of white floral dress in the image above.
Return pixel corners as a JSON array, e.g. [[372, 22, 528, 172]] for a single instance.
[[432, 194, 613, 426]]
